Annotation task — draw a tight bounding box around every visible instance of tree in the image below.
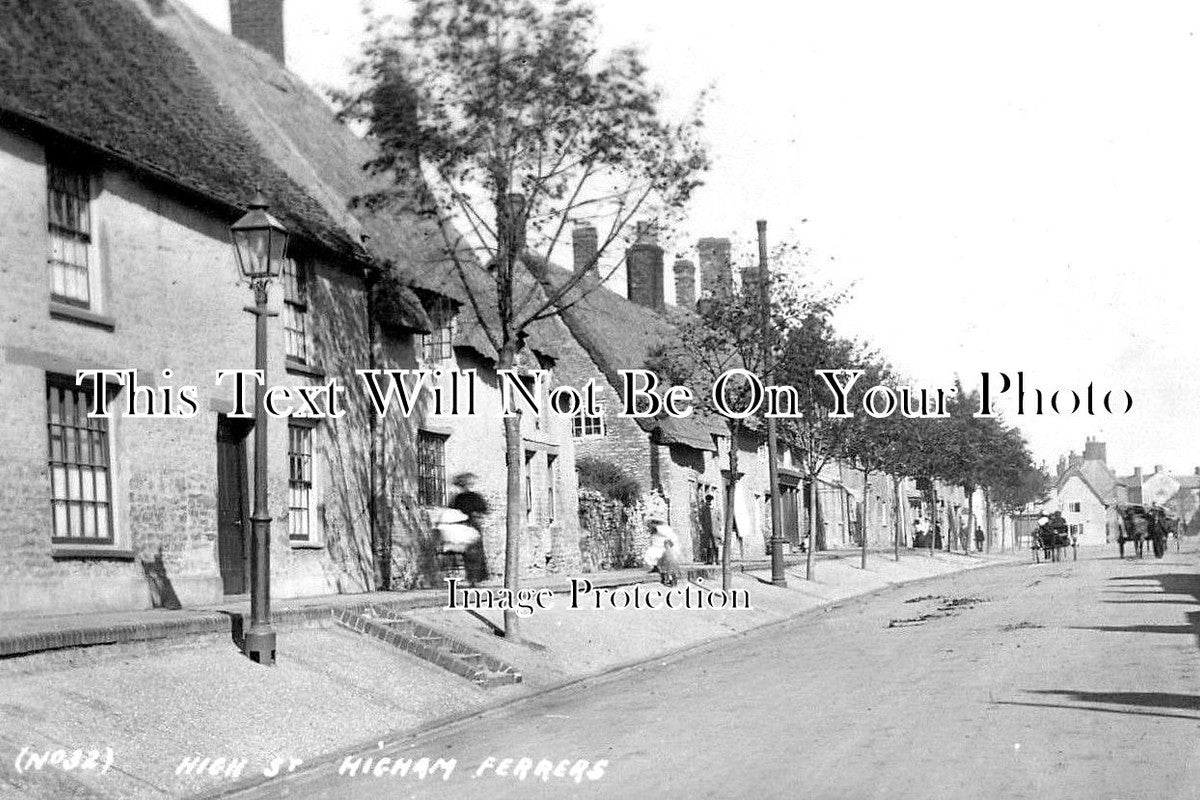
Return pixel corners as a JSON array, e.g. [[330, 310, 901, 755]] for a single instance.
[[839, 352, 902, 567], [941, 378, 998, 554], [340, 0, 708, 638], [884, 404, 955, 557], [647, 273, 812, 591], [985, 425, 1049, 550], [774, 308, 854, 579]]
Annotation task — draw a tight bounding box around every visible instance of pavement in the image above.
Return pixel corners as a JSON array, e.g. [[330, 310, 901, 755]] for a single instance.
[[0, 547, 932, 658], [0, 547, 1019, 799], [222, 543, 1200, 799]]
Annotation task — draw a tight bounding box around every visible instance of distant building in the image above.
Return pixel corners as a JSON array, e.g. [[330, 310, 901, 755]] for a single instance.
[[1047, 438, 1117, 546], [1117, 464, 1200, 535]]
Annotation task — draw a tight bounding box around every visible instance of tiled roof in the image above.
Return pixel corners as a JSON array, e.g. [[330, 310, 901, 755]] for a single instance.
[[0, 0, 364, 262], [531, 260, 724, 451]]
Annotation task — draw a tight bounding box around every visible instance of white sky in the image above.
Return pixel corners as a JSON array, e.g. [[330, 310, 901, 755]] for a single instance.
[[183, 0, 1200, 476]]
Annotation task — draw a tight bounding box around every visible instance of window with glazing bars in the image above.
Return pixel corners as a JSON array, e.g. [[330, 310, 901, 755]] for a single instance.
[[47, 378, 113, 543], [282, 257, 310, 363], [47, 161, 92, 307], [572, 412, 604, 438], [417, 431, 447, 506], [421, 297, 455, 363], [287, 423, 314, 541]]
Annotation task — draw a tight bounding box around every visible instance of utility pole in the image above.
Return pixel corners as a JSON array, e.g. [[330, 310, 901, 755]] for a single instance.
[[758, 220, 787, 587]]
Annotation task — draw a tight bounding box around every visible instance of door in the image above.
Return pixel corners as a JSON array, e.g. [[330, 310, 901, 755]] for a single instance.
[[781, 483, 801, 546], [216, 416, 251, 595], [693, 482, 716, 562]]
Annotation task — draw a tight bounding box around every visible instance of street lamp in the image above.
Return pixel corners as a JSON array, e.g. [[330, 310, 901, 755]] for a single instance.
[[756, 220, 787, 588], [230, 191, 289, 666]]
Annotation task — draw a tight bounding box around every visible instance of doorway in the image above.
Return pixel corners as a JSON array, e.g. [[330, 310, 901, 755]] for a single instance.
[[216, 415, 252, 595]]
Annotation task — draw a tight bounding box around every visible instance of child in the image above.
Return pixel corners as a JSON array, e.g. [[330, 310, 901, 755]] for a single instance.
[[658, 539, 682, 587], [643, 515, 681, 586]]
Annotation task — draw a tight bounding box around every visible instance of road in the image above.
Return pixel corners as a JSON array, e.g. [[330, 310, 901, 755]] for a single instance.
[[242, 546, 1200, 800]]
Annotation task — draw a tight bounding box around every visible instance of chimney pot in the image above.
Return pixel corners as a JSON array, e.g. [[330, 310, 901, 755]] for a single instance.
[[230, 0, 286, 63]]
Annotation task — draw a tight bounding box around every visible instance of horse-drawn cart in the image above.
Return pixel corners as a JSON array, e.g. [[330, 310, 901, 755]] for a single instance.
[[1116, 503, 1174, 559], [1032, 514, 1073, 563]]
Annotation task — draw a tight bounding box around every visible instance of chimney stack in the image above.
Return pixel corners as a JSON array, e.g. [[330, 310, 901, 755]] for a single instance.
[[230, 0, 286, 63], [1134, 466, 1143, 480], [1083, 438, 1106, 463], [1155, 464, 1164, 474], [625, 222, 664, 310], [572, 221, 598, 275], [697, 237, 732, 300], [741, 266, 761, 299], [673, 258, 696, 307]]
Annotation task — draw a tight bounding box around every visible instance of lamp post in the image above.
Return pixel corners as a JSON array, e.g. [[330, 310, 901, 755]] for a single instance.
[[230, 191, 289, 666], [757, 220, 787, 588]]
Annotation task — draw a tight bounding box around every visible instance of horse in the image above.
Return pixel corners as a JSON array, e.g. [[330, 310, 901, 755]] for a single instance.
[[1147, 507, 1175, 559], [1117, 505, 1148, 559]]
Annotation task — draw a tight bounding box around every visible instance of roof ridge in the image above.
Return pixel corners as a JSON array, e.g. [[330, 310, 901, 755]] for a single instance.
[[160, 0, 367, 245]]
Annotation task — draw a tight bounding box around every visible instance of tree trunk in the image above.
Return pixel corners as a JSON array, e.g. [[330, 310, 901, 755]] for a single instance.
[[893, 474, 903, 562], [723, 421, 739, 593], [861, 468, 869, 569], [806, 472, 817, 580], [966, 486, 976, 555], [943, 504, 950, 553], [984, 488, 993, 554], [815, 483, 827, 552], [498, 344, 523, 640], [927, 481, 937, 557]]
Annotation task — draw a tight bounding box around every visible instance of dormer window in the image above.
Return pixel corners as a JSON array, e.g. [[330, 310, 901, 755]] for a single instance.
[[47, 158, 94, 308], [572, 407, 606, 438], [421, 296, 455, 363]]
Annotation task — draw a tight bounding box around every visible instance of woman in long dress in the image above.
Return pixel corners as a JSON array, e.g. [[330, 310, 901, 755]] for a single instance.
[[449, 473, 490, 585]]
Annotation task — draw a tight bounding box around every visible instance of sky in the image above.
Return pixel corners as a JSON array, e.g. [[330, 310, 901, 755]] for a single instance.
[[183, 0, 1200, 476]]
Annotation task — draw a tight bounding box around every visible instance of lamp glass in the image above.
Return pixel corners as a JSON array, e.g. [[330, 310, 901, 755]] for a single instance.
[[230, 207, 289, 281]]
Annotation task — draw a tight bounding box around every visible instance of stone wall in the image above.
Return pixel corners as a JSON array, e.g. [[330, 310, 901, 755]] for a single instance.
[[0, 125, 414, 613]]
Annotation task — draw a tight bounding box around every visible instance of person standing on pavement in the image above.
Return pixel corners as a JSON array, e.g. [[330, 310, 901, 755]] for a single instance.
[[912, 517, 926, 548], [449, 472, 489, 586], [700, 492, 720, 565], [643, 514, 681, 585]]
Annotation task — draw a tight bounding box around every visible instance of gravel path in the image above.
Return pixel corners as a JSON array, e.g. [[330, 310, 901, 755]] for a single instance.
[[0, 549, 1015, 799]]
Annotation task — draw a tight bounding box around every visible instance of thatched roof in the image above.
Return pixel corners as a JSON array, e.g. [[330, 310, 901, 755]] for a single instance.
[[0, 0, 364, 263], [151, 0, 577, 354]]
